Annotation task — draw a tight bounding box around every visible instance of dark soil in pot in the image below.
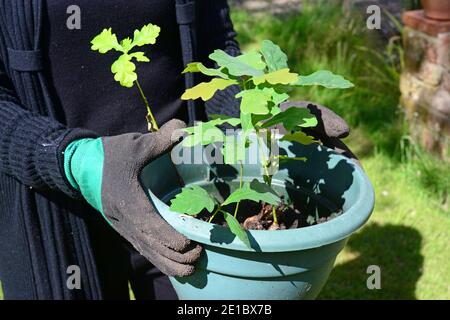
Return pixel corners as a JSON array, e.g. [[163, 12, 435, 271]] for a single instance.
[[196, 181, 343, 231]]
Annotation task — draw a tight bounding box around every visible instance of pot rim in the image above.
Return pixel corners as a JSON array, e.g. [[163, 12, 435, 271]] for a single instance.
[[147, 146, 375, 253]]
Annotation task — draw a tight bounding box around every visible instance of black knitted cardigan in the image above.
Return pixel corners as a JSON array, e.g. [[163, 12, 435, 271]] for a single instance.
[[0, 0, 240, 299]]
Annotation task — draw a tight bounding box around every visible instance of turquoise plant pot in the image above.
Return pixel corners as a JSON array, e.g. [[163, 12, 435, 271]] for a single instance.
[[141, 141, 375, 300]]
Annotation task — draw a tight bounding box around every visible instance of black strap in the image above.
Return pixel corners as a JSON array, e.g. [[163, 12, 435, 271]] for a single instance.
[[7, 47, 43, 72], [175, 0, 197, 126], [176, 2, 196, 25]]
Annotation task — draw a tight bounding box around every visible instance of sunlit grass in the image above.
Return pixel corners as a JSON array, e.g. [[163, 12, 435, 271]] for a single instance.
[[232, 2, 450, 300], [320, 150, 450, 299]]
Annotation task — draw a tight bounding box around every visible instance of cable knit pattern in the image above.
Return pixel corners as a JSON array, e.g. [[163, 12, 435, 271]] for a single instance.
[[205, 84, 241, 119], [0, 93, 98, 198]]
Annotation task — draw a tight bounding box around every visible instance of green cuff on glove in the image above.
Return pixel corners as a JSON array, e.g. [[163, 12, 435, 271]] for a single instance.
[[64, 138, 110, 223]]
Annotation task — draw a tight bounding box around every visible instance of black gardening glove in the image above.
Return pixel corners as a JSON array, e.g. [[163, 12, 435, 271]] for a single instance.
[[65, 119, 202, 277], [280, 101, 360, 166]]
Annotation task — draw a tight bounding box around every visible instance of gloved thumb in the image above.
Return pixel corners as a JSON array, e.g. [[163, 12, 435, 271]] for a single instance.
[[140, 119, 186, 162]]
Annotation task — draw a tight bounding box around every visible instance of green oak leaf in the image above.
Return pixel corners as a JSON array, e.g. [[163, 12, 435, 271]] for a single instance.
[[91, 28, 121, 53], [281, 131, 317, 145], [249, 179, 279, 197], [182, 62, 229, 79], [260, 40, 288, 72], [235, 89, 272, 115], [253, 68, 299, 86], [236, 51, 266, 70], [182, 123, 224, 147], [120, 38, 133, 52], [111, 54, 137, 88], [207, 115, 242, 127], [130, 52, 150, 62], [219, 115, 252, 166], [132, 23, 161, 47], [258, 87, 289, 108], [300, 116, 319, 128], [209, 50, 264, 77], [261, 107, 318, 131], [182, 78, 238, 101], [296, 70, 354, 89], [222, 182, 280, 206], [182, 117, 241, 147], [170, 185, 216, 215], [222, 212, 251, 249], [222, 133, 247, 165], [270, 106, 282, 116], [240, 113, 254, 136], [270, 90, 289, 106]]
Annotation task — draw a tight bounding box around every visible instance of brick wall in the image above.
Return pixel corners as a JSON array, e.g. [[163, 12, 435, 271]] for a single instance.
[[401, 11, 450, 160]]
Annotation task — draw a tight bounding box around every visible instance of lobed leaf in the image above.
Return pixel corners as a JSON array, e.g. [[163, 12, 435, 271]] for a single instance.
[[91, 28, 121, 54], [182, 117, 241, 147], [170, 185, 216, 215], [296, 70, 354, 89], [181, 78, 238, 101], [130, 51, 150, 62], [182, 62, 229, 79], [252, 68, 298, 86], [249, 179, 279, 197], [182, 123, 224, 147], [223, 182, 280, 206], [132, 23, 161, 47], [281, 131, 317, 145], [236, 51, 266, 71], [260, 40, 289, 72], [111, 54, 137, 88], [209, 50, 264, 77], [261, 107, 318, 131], [235, 89, 272, 115], [120, 38, 133, 52], [207, 115, 242, 127], [270, 90, 289, 106]]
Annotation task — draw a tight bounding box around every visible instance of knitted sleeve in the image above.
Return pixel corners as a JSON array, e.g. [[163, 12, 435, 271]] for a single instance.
[[0, 65, 98, 198], [198, 0, 242, 119]]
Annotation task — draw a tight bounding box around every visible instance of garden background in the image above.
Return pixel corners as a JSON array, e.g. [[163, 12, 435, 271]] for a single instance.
[[1, 0, 448, 300]]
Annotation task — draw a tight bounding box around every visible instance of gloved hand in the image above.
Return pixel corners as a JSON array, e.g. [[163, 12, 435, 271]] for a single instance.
[[280, 101, 360, 165], [63, 119, 202, 277]]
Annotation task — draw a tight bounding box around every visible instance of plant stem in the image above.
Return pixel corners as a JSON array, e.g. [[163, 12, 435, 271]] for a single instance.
[[272, 206, 278, 225], [233, 161, 244, 218], [135, 79, 159, 132], [209, 205, 222, 223], [257, 130, 279, 224], [256, 130, 272, 186]]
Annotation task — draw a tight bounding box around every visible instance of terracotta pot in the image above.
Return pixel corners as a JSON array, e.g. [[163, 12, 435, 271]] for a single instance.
[[421, 0, 450, 21]]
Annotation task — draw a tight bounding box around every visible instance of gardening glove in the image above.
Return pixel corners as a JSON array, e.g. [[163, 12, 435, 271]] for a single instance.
[[280, 101, 360, 165], [63, 119, 202, 277]]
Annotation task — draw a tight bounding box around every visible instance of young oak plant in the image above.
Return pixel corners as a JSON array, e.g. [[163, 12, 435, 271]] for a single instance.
[[91, 23, 161, 132], [170, 40, 354, 248]]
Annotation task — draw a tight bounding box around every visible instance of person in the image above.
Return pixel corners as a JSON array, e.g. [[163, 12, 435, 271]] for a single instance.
[[0, 0, 356, 300]]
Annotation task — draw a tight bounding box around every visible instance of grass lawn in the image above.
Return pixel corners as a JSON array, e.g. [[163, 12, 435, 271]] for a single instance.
[[231, 1, 450, 300], [1, 1, 448, 301], [319, 150, 450, 299]]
